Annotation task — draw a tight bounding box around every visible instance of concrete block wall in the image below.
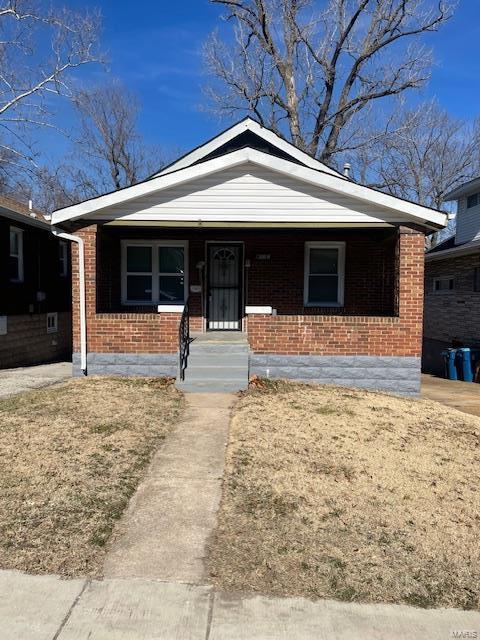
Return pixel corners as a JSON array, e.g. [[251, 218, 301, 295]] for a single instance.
[[0, 311, 71, 369]]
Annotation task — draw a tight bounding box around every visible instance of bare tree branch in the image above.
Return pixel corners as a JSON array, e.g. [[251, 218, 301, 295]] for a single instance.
[[204, 0, 454, 162]]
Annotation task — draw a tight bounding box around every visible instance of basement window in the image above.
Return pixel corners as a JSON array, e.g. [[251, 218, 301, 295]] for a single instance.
[[121, 240, 188, 305], [304, 242, 345, 307], [433, 276, 454, 294], [47, 312, 58, 334]]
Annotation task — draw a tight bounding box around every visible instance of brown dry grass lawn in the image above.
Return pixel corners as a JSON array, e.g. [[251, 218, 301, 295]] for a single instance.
[[0, 377, 183, 577], [208, 381, 480, 609]]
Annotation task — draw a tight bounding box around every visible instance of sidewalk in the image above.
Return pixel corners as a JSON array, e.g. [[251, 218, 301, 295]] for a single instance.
[[2, 570, 480, 640], [103, 392, 233, 582]]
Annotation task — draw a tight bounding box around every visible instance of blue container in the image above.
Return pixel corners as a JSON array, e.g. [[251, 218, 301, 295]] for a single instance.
[[457, 348, 474, 382], [442, 349, 457, 380]]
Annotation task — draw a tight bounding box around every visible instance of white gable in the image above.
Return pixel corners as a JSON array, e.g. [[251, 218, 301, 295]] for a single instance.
[[155, 117, 342, 178], [93, 164, 424, 225]]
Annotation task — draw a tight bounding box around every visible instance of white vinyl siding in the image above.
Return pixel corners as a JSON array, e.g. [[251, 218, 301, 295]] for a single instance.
[[94, 165, 416, 225], [121, 240, 188, 305], [304, 242, 345, 307], [455, 196, 480, 245]]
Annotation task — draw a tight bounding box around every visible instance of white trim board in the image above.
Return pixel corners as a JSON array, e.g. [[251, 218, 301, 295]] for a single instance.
[[52, 147, 447, 229], [155, 118, 343, 178]]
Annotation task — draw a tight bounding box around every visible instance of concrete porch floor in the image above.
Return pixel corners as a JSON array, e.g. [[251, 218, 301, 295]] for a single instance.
[[421, 374, 480, 417]]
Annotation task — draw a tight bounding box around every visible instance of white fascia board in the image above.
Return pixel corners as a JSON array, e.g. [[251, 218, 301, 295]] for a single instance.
[[53, 147, 447, 229], [155, 117, 342, 178]]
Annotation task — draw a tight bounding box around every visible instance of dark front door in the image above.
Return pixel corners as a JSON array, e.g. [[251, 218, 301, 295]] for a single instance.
[[207, 244, 243, 330]]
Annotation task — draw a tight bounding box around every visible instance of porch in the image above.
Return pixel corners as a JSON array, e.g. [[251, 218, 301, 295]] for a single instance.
[[71, 223, 424, 394]]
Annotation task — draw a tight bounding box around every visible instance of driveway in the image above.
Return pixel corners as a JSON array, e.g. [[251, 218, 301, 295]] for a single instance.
[[0, 362, 72, 399], [421, 373, 480, 417]]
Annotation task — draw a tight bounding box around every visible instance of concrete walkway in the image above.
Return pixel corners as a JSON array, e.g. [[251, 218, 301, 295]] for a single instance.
[[0, 361, 71, 399], [2, 570, 480, 639], [104, 392, 233, 582], [422, 373, 480, 417]]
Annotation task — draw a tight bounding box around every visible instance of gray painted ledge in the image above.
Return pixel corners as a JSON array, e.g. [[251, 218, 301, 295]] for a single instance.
[[73, 352, 421, 395]]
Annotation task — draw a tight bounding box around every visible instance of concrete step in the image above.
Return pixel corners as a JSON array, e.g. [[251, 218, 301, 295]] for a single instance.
[[186, 353, 249, 367], [184, 367, 248, 382], [177, 380, 248, 393], [188, 344, 249, 355]]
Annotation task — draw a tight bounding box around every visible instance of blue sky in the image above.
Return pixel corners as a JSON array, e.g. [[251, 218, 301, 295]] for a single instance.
[[51, 0, 480, 162]]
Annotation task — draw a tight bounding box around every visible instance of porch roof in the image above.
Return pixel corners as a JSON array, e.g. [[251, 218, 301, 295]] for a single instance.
[[52, 125, 447, 232]]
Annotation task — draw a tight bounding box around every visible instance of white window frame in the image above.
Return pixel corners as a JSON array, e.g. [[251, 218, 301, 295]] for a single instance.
[[59, 241, 68, 277], [304, 241, 345, 307], [9, 226, 24, 283], [46, 312, 58, 334], [432, 275, 455, 294], [121, 240, 188, 306]]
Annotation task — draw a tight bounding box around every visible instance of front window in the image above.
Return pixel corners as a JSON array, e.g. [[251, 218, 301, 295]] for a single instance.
[[122, 241, 187, 305], [9, 226, 24, 282], [304, 242, 345, 307]]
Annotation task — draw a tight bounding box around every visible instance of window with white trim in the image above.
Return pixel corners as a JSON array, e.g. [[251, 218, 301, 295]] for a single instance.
[[46, 312, 58, 333], [304, 242, 345, 307], [433, 276, 454, 293], [121, 241, 187, 305], [59, 241, 68, 277], [9, 226, 24, 282]]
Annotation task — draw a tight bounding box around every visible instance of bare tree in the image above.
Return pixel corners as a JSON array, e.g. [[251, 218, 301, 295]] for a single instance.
[[65, 83, 164, 200], [0, 1, 101, 182], [354, 101, 480, 211], [32, 83, 165, 210], [204, 0, 454, 163]]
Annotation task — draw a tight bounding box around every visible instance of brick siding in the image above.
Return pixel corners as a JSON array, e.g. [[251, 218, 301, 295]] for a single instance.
[[72, 224, 424, 359], [424, 251, 480, 345]]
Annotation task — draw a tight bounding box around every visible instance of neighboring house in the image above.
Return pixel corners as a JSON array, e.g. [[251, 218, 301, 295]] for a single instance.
[[51, 118, 446, 395], [423, 178, 480, 375], [0, 195, 72, 368]]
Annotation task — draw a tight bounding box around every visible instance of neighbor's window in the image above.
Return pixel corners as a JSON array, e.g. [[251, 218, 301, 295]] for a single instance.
[[59, 241, 68, 277], [46, 312, 58, 333], [304, 242, 345, 306], [433, 276, 454, 293], [467, 193, 479, 208], [9, 226, 24, 282], [474, 267, 480, 292], [122, 241, 187, 304]]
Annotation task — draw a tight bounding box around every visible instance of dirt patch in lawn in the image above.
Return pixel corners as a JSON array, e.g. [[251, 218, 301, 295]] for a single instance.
[[208, 381, 480, 609], [0, 377, 183, 577]]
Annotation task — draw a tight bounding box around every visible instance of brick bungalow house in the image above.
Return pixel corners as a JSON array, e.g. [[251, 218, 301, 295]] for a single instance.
[[424, 177, 480, 375], [51, 119, 446, 394], [0, 195, 71, 368]]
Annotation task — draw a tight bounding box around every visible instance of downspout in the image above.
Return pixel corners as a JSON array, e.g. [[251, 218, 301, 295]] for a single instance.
[[51, 227, 87, 375]]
